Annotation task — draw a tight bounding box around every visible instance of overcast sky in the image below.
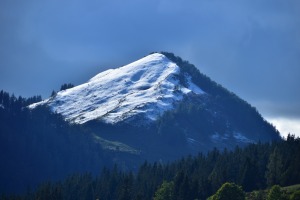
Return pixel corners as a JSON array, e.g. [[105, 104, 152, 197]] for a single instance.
[[0, 0, 299, 137]]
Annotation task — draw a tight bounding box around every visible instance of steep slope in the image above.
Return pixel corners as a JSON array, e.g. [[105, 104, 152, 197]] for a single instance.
[[161, 52, 281, 144], [30, 53, 204, 124]]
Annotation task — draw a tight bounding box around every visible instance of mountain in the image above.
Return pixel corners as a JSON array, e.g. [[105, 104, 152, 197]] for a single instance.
[[29, 53, 204, 125], [0, 52, 282, 194], [30, 52, 281, 159]]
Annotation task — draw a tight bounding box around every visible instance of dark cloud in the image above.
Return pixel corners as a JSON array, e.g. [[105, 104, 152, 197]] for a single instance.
[[0, 0, 299, 123]]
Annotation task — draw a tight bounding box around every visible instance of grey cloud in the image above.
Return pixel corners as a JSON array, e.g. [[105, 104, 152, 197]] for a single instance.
[[0, 0, 299, 120]]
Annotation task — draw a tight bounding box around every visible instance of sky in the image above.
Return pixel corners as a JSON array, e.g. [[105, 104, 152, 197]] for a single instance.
[[0, 0, 299, 137]]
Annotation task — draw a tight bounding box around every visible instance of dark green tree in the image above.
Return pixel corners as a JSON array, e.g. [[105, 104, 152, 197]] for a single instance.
[[290, 190, 300, 200], [267, 185, 288, 200], [118, 173, 133, 200], [265, 148, 283, 186], [153, 181, 174, 200], [60, 83, 74, 91], [50, 90, 57, 97], [208, 182, 245, 200]]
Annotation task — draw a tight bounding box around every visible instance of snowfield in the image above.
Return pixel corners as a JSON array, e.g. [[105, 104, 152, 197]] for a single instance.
[[29, 53, 204, 124]]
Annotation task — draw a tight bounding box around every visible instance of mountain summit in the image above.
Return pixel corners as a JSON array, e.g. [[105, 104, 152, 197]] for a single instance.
[[30, 53, 204, 124], [30, 52, 280, 160]]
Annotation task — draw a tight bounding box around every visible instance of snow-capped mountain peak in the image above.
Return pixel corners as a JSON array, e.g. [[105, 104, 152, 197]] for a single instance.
[[29, 53, 204, 124]]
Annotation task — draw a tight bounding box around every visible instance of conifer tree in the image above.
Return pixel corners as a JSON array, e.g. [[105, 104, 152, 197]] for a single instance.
[[153, 181, 174, 200], [208, 182, 245, 200], [265, 148, 283, 186], [267, 185, 288, 200]]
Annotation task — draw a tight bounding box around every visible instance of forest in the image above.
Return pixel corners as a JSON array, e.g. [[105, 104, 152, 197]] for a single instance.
[[1, 136, 300, 199], [0, 90, 116, 194], [1, 89, 299, 199]]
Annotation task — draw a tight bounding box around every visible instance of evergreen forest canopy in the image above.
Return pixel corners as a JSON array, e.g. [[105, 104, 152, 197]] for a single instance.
[[0, 90, 115, 194], [2, 132, 300, 199]]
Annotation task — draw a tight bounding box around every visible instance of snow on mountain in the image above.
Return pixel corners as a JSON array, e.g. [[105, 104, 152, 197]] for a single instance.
[[29, 53, 204, 124]]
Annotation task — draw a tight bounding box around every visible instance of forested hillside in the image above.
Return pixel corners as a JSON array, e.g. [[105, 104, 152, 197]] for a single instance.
[[2, 134, 299, 200], [0, 91, 119, 194]]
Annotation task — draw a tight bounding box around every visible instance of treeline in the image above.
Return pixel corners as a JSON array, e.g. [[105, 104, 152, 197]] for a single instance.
[[0, 90, 42, 110], [3, 135, 300, 200], [51, 83, 75, 97]]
